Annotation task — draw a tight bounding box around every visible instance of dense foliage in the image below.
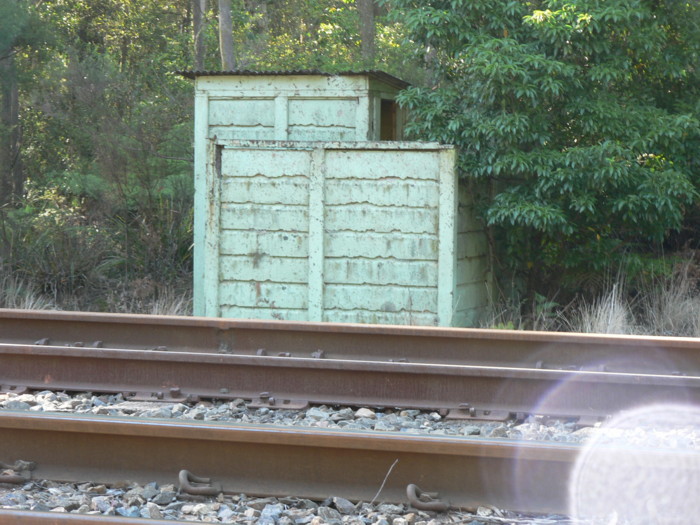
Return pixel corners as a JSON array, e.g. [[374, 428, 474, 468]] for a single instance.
[[387, 0, 700, 312], [0, 0, 412, 310]]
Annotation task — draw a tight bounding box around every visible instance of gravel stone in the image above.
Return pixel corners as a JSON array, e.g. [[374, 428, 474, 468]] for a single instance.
[[332, 496, 356, 514], [3, 388, 692, 524], [90, 496, 111, 512], [2, 400, 32, 410], [354, 408, 376, 419], [287, 508, 315, 524], [151, 489, 176, 505], [306, 406, 331, 421], [116, 505, 140, 517], [141, 483, 160, 500], [317, 505, 342, 524], [2, 389, 608, 445], [218, 505, 236, 520], [248, 497, 279, 510], [377, 504, 404, 515], [140, 502, 163, 519], [260, 502, 285, 521]]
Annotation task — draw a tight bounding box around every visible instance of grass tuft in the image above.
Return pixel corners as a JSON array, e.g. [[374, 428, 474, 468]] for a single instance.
[[636, 262, 700, 337], [0, 267, 56, 310], [567, 282, 636, 335]]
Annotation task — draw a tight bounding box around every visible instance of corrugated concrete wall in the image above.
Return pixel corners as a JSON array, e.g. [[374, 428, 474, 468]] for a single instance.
[[454, 185, 492, 326], [196, 140, 491, 326], [217, 146, 311, 320], [195, 74, 405, 142]]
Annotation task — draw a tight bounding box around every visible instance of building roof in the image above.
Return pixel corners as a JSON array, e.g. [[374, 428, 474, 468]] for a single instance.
[[177, 70, 410, 90]]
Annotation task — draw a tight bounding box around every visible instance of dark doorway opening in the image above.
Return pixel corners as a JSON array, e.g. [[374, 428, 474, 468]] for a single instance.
[[380, 99, 397, 140]]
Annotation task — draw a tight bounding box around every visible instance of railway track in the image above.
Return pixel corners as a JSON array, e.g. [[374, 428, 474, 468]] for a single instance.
[[0, 411, 576, 512], [3, 309, 700, 523], [3, 308, 700, 373], [2, 342, 700, 421]]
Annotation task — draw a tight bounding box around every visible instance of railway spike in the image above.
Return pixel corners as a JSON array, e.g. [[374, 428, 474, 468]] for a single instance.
[[178, 469, 222, 496], [406, 484, 449, 512]]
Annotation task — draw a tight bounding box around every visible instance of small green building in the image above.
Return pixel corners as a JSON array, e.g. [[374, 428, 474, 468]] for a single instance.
[[185, 70, 491, 326]]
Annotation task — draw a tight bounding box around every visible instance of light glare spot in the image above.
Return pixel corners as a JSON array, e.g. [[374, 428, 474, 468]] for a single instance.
[[569, 404, 700, 523]]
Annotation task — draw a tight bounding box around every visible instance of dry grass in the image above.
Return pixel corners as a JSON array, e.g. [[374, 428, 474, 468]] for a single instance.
[[0, 265, 191, 316], [485, 261, 700, 337], [0, 269, 56, 310], [96, 282, 193, 316], [567, 283, 636, 335], [636, 263, 700, 337], [547, 262, 700, 337], [481, 296, 565, 332], [146, 287, 192, 316]]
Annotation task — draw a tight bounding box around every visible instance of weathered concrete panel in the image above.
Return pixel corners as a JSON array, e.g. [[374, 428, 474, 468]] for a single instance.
[[220, 204, 308, 232], [325, 232, 437, 260], [456, 280, 490, 300], [220, 256, 308, 283], [220, 231, 308, 257], [221, 176, 309, 205], [221, 306, 309, 321], [457, 232, 488, 259], [209, 99, 275, 126], [324, 258, 436, 286], [196, 74, 369, 96], [209, 126, 275, 140], [455, 281, 491, 315], [324, 150, 442, 180], [452, 181, 492, 326], [192, 73, 424, 320], [221, 149, 312, 178], [288, 99, 357, 127], [323, 310, 439, 325], [325, 206, 438, 234], [452, 308, 483, 328], [196, 75, 406, 143], [457, 195, 484, 234], [287, 127, 357, 141], [456, 259, 491, 281], [325, 179, 438, 208], [219, 281, 308, 309], [324, 284, 436, 312], [194, 129, 489, 325]]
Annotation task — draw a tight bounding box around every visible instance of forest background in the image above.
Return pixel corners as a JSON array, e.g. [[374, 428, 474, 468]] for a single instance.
[[1, 0, 699, 334]]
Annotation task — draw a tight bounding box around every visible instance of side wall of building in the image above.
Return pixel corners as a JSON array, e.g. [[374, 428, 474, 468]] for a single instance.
[[198, 141, 465, 326], [453, 184, 492, 326]]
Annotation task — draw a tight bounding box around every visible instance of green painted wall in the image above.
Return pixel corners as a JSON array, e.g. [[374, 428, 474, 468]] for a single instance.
[[197, 140, 490, 326], [191, 73, 491, 326]]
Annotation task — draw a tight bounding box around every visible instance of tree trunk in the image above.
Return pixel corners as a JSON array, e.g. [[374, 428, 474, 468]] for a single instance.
[[218, 0, 235, 70], [193, 0, 207, 70], [357, 0, 376, 65], [0, 53, 22, 205]]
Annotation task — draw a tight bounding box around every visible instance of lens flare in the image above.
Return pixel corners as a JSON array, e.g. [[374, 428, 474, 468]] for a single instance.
[[569, 404, 700, 523]]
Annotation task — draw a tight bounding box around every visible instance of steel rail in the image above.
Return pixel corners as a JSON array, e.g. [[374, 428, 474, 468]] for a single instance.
[[0, 411, 578, 514], [2, 344, 700, 419], [2, 308, 700, 374]]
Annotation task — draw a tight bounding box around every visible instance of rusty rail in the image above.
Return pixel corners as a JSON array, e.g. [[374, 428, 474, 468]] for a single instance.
[[2, 343, 700, 420], [4, 410, 699, 524], [2, 308, 700, 374], [3, 311, 700, 523], [0, 411, 577, 514]]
